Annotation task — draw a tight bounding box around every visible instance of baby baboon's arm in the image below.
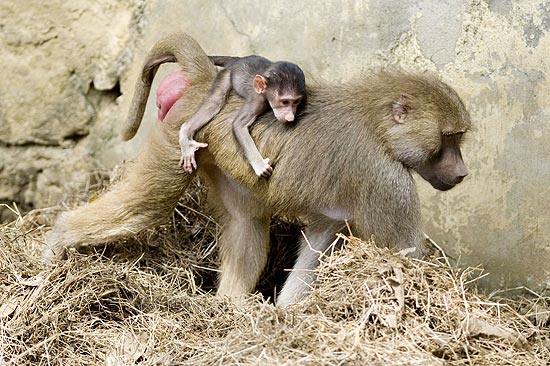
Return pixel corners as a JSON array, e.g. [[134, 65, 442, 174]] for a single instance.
[[231, 96, 272, 178]]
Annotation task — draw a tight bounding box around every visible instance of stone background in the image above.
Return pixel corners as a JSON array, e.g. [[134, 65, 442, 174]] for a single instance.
[[1, 0, 548, 291]]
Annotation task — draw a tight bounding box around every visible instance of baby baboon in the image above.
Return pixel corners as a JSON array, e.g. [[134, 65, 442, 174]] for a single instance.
[[121, 35, 305, 177], [177, 56, 305, 177], [45, 33, 471, 306]]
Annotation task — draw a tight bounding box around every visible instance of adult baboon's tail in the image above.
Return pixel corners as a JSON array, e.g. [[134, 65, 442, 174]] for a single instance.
[[208, 56, 241, 68], [121, 32, 216, 141]]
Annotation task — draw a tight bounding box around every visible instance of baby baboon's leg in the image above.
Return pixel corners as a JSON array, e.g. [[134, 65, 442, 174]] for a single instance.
[[276, 219, 345, 306], [44, 128, 191, 261], [205, 166, 271, 299], [179, 70, 232, 172]]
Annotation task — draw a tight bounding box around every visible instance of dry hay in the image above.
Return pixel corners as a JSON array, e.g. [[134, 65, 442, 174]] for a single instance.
[[0, 183, 549, 365]]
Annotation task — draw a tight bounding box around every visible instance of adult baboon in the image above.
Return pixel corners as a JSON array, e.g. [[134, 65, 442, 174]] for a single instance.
[[45, 33, 471, 306]]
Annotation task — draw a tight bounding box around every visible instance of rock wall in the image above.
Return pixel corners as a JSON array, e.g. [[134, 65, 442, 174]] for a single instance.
[[0, 0, 147, 219], [1, 0, 548, 291]]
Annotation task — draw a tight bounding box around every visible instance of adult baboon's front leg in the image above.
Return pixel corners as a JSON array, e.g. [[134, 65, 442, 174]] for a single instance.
[[43, 127, 192, 261], [277, 219, 345, 306]]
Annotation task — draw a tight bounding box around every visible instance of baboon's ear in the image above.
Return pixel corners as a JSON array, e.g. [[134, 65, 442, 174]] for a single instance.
[[253, 75, 268, 94], [392, 95, 408, 124]]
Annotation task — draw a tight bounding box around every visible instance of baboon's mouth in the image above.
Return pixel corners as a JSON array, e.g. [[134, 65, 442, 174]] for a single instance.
[[428, 177, 456, 191]]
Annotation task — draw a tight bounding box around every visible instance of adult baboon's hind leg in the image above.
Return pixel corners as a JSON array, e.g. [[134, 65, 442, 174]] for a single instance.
[[43, 128, 192, 262], [204, 165, 271, 300]]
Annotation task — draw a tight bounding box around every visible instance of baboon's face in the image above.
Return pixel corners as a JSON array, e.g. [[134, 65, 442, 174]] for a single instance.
[[415, 134, 468, 191], [387, 88, 471, 191], [267, 92, 303, 123]]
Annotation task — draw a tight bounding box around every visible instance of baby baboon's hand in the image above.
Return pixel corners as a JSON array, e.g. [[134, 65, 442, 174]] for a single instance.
[[252, 158, 273, 178], [179, 139, 208, 173]]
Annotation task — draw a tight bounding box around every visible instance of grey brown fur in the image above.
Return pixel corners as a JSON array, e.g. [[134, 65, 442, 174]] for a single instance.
[[45, 33, 471, 306]]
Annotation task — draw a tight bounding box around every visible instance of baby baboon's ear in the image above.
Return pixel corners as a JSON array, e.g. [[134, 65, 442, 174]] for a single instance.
[[253, 74, 268, 94]]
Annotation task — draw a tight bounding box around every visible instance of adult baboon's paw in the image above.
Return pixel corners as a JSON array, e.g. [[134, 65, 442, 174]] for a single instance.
[[41, 233, 66, 264], [41, 245, 62, 264]]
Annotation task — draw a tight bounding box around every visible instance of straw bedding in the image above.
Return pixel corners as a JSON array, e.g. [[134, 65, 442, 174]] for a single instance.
[[0, 179, 548, 365]]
